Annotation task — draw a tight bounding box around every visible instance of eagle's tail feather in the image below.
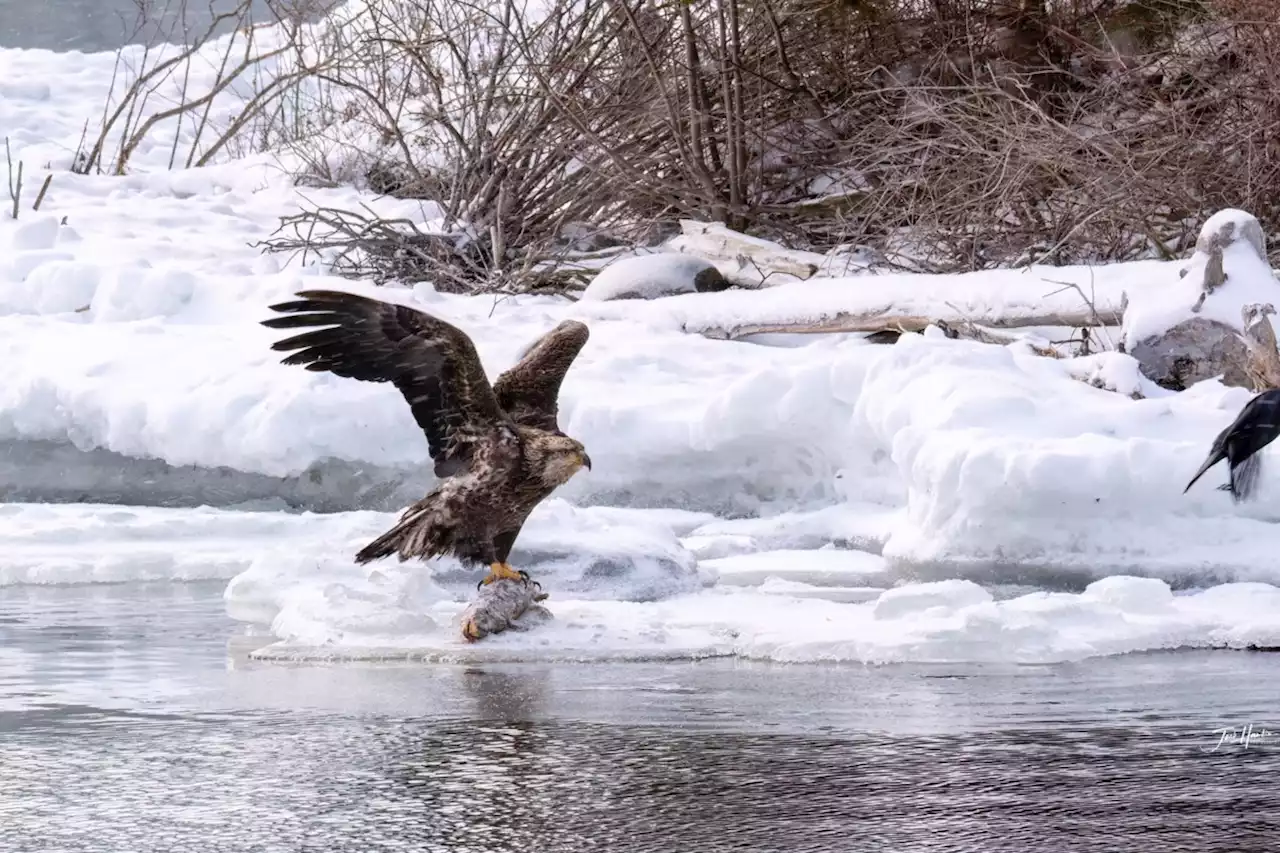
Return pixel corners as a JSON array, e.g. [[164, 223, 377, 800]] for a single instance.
[[1184, 449, 1226, 494], [354, 505, 449, 564], [1230, 450, 1266, 502]]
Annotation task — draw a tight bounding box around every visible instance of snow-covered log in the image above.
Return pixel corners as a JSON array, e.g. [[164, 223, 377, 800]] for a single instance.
[[695, 308, 1121, 341], [459, 579, 552, 642], [1121, 209, 1280, 391], [655, 221, 1129, 336]]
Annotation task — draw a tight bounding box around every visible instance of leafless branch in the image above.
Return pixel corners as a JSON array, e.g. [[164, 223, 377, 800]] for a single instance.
[[4, 137, 22, 220]]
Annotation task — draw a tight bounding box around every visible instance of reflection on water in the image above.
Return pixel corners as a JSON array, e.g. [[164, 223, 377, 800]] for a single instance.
[[4, 583, 1280, 851]]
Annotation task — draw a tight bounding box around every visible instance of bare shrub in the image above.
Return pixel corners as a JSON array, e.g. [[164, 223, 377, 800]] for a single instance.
[[83, 0, 1280, 288], [74, 0, 339, 175], [789, 0, 1280, 271], [260, 0, 648, 291], [276, 0, 1280, 287], [260, 0, 865, 289]]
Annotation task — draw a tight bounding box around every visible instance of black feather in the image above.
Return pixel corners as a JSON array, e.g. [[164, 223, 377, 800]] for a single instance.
[[261, 313, 342, 330], [1232, 450, 1265, 501], [1185, 388, 1280, 502]]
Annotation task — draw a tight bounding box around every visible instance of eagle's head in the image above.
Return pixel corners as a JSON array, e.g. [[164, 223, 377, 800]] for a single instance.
[[530, 433, 592, 487]]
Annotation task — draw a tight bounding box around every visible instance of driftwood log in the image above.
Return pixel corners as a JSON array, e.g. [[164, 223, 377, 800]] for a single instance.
[[695, 309, 1119, 341], [459, 579, 552, 642]]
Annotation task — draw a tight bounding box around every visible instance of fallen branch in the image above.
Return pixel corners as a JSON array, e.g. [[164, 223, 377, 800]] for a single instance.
[[934, 320, 1063, 358], [258, 204, 490, 290], [460, 579, 552, 642], [259, 203, 601, 295], [1042, 270, 1117, 352], [692, 308, 1122, 341]]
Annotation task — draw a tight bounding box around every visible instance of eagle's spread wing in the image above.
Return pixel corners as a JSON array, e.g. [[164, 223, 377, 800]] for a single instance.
[[262, 289, 509, 477], [492, 320, 589, 433]]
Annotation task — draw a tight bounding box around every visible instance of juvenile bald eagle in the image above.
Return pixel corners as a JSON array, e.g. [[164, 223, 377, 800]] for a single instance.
[[262, 289, 591, 587], [1185, 388, 1280, 502]]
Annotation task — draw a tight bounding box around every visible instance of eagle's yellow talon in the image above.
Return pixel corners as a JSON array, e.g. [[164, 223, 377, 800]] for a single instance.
[[480, 562, 526, 585]]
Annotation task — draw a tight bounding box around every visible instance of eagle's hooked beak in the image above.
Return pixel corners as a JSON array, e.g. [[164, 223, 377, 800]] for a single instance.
[[579, 451, 592, 471]]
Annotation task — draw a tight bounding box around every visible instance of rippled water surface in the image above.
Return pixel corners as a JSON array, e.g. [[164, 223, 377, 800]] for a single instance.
[[4, 582, 1280, 852]]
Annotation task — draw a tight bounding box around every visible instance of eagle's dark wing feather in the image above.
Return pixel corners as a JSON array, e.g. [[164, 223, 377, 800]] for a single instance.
[[262, 289, 509, 477], [1185, 388, 1280, 502], [492, 320, 589, 433]]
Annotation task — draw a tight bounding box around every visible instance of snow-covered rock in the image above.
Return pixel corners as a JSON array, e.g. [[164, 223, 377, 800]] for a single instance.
[[580, 252, 729, 301], [1122, 208, 1280, 390]]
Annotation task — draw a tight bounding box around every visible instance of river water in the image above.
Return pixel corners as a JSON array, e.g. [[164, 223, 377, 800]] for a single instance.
[[4, 581, 1280, 852], [0, 0, 306, 53]]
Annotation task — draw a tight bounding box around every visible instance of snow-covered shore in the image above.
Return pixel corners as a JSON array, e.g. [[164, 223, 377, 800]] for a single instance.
[[4, 9, 1280, 664]]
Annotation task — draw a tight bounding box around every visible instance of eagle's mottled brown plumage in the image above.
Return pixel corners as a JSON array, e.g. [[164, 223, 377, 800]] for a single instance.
[[261, 289, 591, 581]]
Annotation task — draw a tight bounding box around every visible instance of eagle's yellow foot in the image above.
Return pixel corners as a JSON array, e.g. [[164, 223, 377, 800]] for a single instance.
[[478, 562, 529, 589]]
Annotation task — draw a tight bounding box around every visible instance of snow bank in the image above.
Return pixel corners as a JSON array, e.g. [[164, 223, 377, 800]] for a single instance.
[[0, 278, 865, 512], [4, 262, 1280, 575], [223, 501, 709, 648], [10, 499, 1280, 666], [0, 502, 312, 585], [1, 499, 705, 593], [241, 569, 1280, 665], [856, 332, 1280, 576], [0, 0, 397, 177]]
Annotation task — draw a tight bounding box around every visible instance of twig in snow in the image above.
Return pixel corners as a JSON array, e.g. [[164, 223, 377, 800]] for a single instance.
[[32, 174, 53, 212], [1042, 267, 1117, 353], [4, 138, 23, 220], [940, 301, 1064, 358]]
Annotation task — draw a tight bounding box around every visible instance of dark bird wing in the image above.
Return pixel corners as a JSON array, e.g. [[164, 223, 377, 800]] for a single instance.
[[485, 320, 589, 562], [492, 320, 589, 432], [262, 289, 510, 478], [1185, 389, 1280, 502]]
